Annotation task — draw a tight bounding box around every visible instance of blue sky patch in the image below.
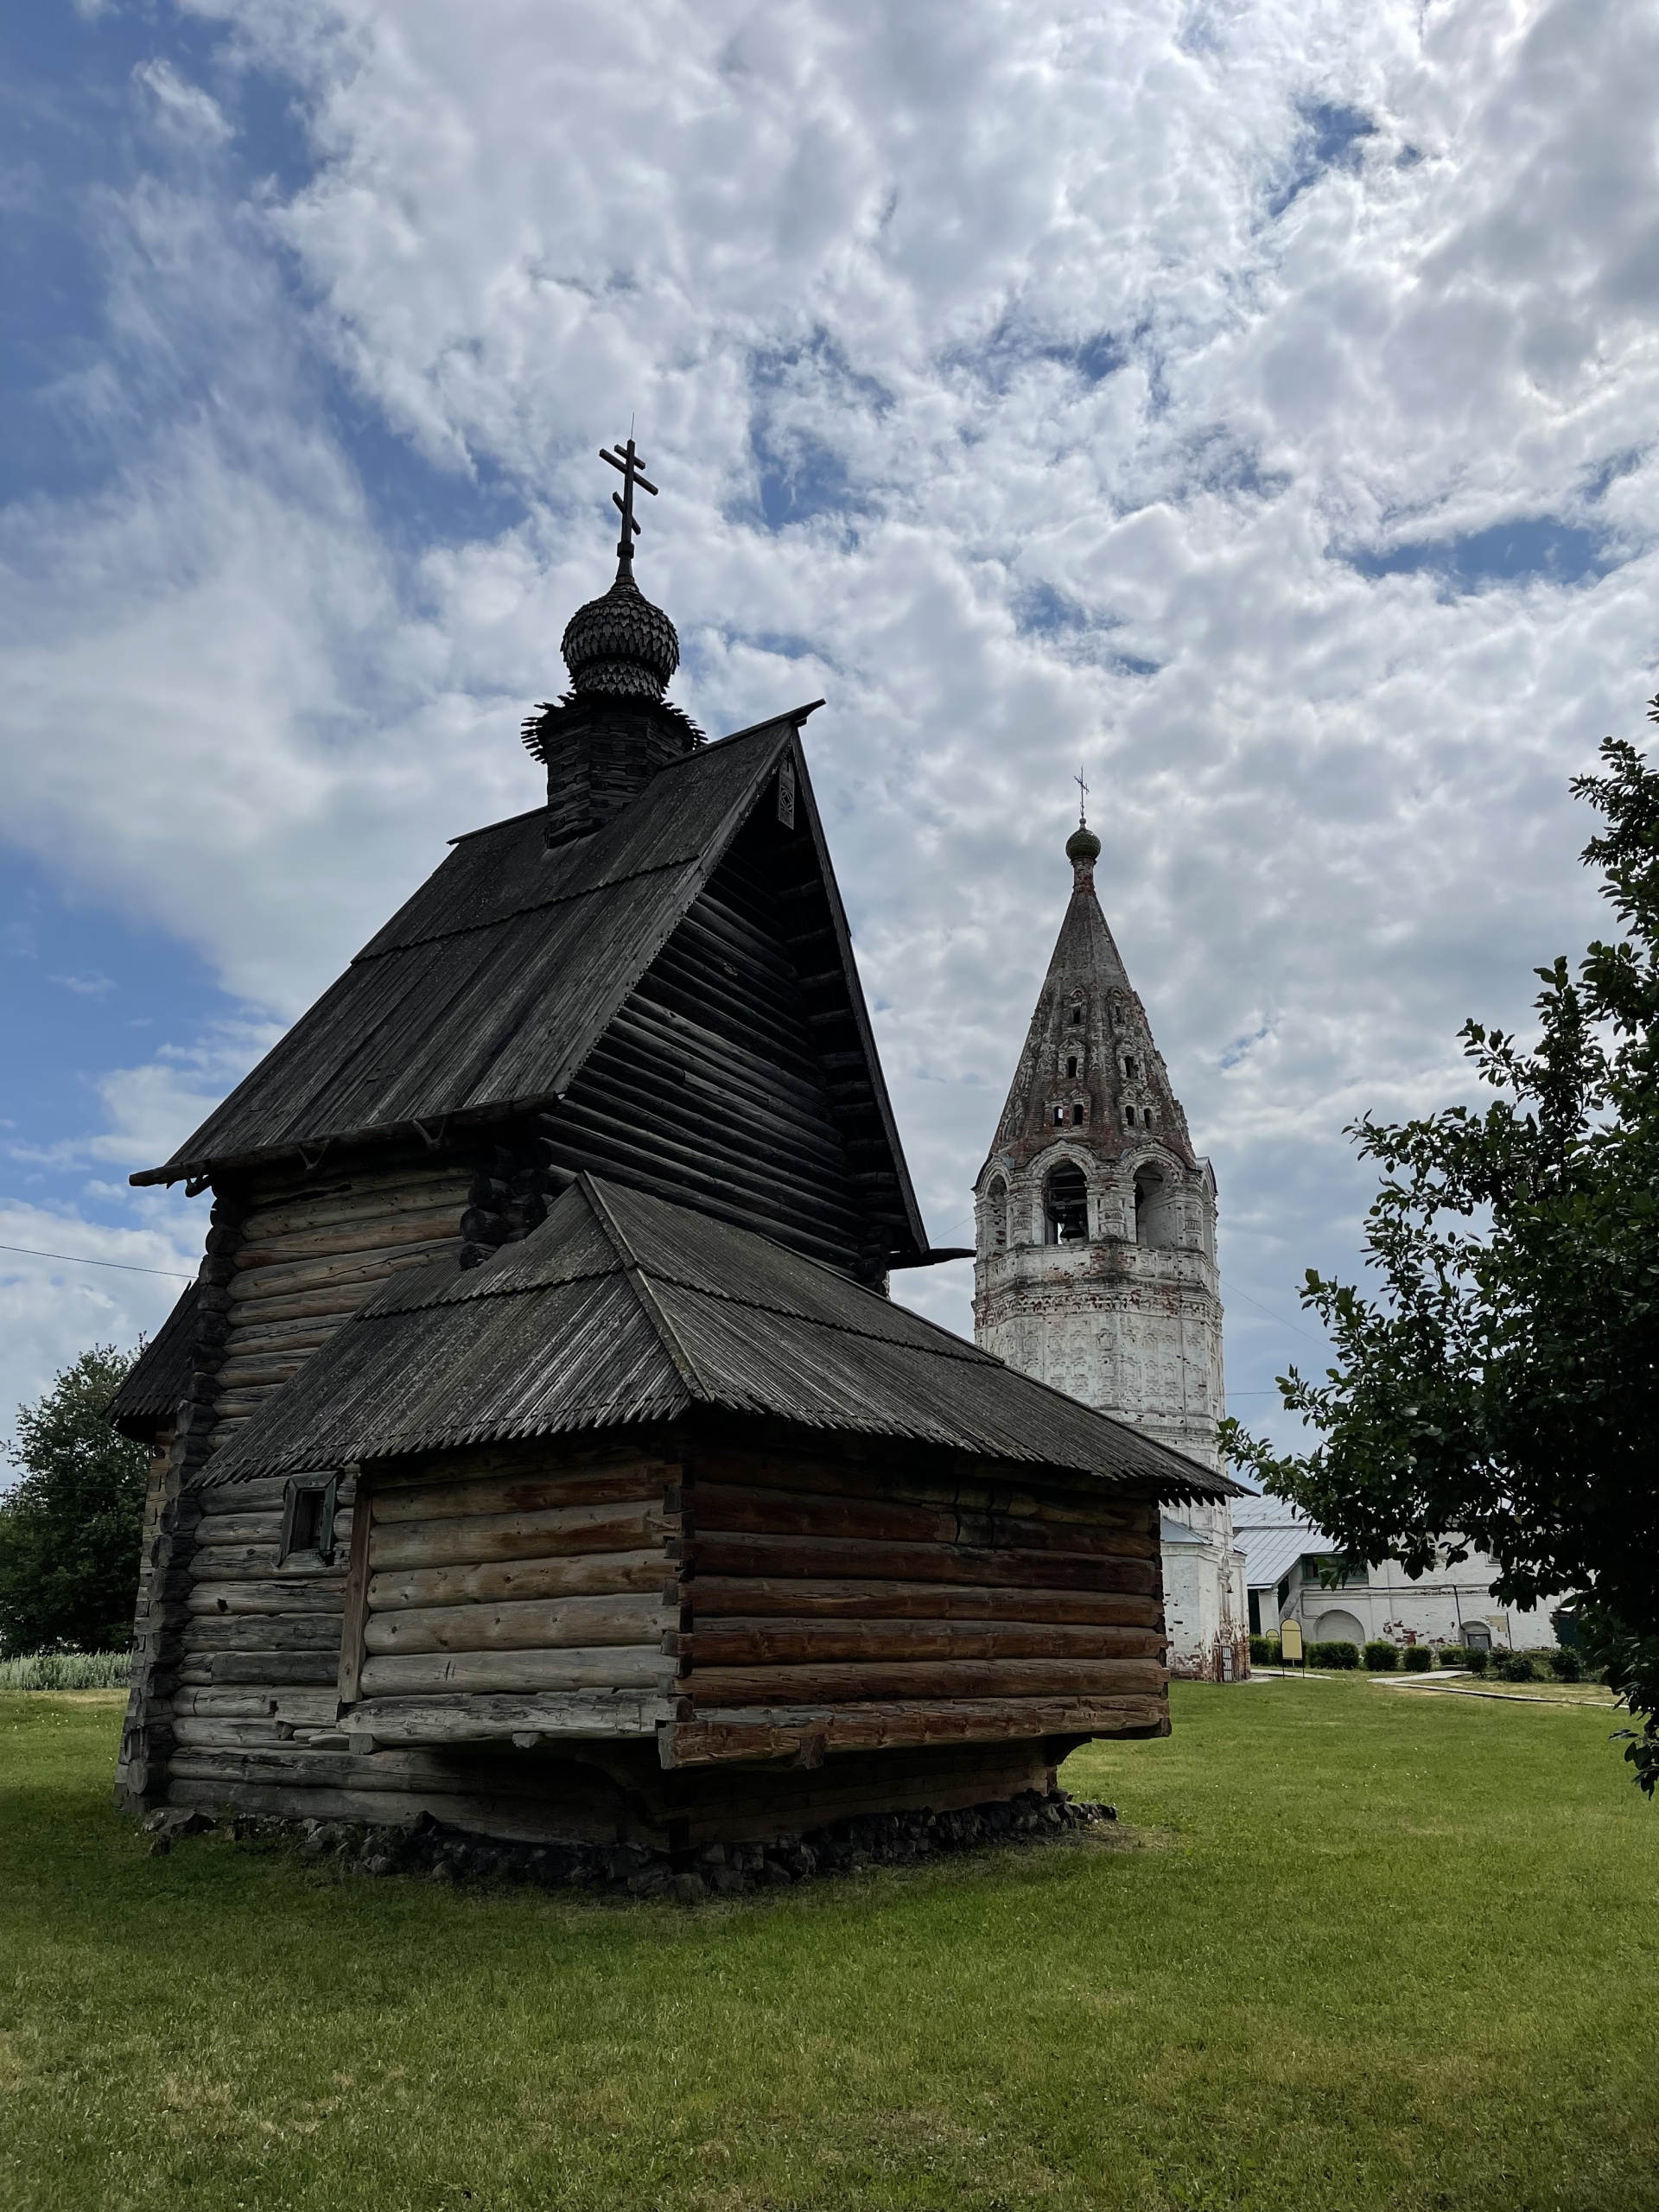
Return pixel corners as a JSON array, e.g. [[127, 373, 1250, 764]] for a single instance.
[[1269, 100, 1376, 218], [1347, 517, 1618, 591], [0, 853, 249, 1226]]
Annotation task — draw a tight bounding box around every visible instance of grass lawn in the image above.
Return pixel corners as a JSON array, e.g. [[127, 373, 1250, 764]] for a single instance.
[[3, 1680, 1656, 2212]]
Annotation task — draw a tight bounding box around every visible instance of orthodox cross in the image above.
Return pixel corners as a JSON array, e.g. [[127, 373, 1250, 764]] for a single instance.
[[1075, 765, 1090, 824], [600, 436, 658, 579]]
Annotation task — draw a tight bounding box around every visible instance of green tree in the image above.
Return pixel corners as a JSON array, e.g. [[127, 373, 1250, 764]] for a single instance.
[[0, 1345, 149, 1656], [1224, 703, 1659, 1793]]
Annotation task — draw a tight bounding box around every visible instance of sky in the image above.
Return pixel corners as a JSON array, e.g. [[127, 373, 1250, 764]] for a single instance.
[[3, 0, 1656, 1459]]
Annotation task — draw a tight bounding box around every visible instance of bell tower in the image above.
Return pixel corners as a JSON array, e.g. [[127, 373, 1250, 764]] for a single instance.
[[973, 812, 1247, 1678]]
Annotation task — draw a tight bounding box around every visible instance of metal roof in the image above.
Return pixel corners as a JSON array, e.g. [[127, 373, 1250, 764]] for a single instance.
[[132, 710, 923, 1225], [1233, 1501, 1332, 1590], [202, 1174, 1236, 1501], [107, 1283, 199, 1440], [1160, 1513, 1206, 1548]]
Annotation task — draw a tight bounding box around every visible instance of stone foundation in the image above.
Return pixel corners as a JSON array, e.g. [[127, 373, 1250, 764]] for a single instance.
[[143, 1788, 1118, 1898]]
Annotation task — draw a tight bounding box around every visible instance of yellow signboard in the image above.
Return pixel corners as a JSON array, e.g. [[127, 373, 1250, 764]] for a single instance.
[[1279, 1619, 1304, 1665]]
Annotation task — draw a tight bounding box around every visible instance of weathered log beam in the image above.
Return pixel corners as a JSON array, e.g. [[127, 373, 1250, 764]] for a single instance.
[[364, 1592, 671, 1656], [677, 1531, 1159, 1595], [690, 1452, 1153, 1529], [185, 1579, 347, 1617], [190, 1548, 347, 1583], [181, 1616, 343, 1655], [238, 1178, 472, 1244], [163, 1777, 636, 1845], [215, 1285, 393, 1331], [170, 1687, 340, 1723], [660, 1694, 1169, 1767], [686, 1576, 1160, 1626], [692, 1481, 1156, 1558], [357, 1645, 676, 1697], [368, 1501, 676, 1573], [177, 1653, 340, 1687], [234, 1207, 465, 1269], [226, 1237, 460, 1306], [688, 1657, 1167, 1705], [673, 1621, 1166, 1664], [195, 1478, 296, 1516], [367, 1549, 671, 1612], [372, 1465, 667, 1525], [341, 1689, 674, 1744]]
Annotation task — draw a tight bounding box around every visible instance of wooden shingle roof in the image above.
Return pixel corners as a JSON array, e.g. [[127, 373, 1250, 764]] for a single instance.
[[132, 709, 927, 1271], [106, 1282, 199, 1441], [200, 1174, 1234, 1501]]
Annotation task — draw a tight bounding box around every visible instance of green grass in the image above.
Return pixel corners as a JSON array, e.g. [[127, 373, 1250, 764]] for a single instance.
[[3, 1681, 1656, 2212]]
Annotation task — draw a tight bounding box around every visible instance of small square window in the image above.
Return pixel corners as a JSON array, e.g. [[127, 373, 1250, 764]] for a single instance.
[[279, 1476, 339, 1565], [1053, 1105, 1065, 1125], [1066, 1056, 1077, 1077], [1071, 1103, 1084, 1125]]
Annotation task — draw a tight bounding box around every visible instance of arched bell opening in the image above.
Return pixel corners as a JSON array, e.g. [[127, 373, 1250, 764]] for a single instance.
[[1133, 1163, 1179, 1249], [1044, 1160, 1089, 1244], [986, 1174, 1009, 1253]]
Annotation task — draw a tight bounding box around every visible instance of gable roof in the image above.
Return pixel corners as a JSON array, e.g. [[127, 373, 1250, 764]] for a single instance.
[[132, 709, 925, 1268], [107, 1282, 200, 1442], [200, 1174, 1233, 1500]]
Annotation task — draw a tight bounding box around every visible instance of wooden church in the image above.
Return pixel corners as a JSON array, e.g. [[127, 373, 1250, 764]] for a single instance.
[[109, 442, 1233, 1853]]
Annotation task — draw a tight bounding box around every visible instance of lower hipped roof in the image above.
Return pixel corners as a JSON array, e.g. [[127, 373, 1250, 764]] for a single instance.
[[202, 1174, 1235, 1501], [107, 1283, 200, 1442]]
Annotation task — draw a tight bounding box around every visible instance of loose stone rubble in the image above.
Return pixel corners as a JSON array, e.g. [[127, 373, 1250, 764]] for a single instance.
[[151, 1787, 1118, 1897]]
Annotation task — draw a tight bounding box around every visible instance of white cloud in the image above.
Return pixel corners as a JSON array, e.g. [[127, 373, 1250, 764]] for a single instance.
[[134, 59, 235, 147], [8, 0, 1659, 1439], [0, 1205, 200, 1461]]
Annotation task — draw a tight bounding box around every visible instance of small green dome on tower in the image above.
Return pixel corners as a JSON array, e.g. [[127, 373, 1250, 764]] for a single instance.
[[1065, 821, 1101, 865]]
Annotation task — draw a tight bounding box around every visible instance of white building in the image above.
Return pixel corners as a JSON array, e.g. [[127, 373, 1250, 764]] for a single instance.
[[973, 817, 1248, 1681], [1236, 1492, 1564, 1655]]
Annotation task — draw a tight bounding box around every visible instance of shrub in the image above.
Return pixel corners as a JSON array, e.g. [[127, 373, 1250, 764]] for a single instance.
[[1438, 1645, 1468, 1669], [1402, 1646, 1433, 1672], [1464, 1648, 1491, 1675], [1546, 1647, 1584, 1681], [1363, 1640, 1399, 1671], [1249, 1634, 1276, 1664], [0, 1649, 130, 1690], [1306, 1639, 1360, 1669], [1494, 1649, 1541, 1683]]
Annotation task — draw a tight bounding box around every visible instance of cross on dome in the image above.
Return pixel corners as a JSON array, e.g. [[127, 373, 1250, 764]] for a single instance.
[[600, 437, 658, 581]]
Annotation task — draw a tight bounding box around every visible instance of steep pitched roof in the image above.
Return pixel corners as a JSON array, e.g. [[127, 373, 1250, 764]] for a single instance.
[[200, 1174, 1233, 1500], [133, 709, 927, 1265], [984, 837, 1198, 1175], [106, 1282, 200, 1442]]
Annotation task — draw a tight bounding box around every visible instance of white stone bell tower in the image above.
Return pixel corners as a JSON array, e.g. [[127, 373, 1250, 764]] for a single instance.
[[973, 816, 1247, 1681]]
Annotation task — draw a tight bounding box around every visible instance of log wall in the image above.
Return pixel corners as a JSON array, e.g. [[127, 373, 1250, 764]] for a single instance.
[[161, 1445, 686, 1845], [663, 1440, 1168, 1768], [209, 1157, 474, 1451], [152, 1428, 1169, 1847], [540, 804, 901, 1283]]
